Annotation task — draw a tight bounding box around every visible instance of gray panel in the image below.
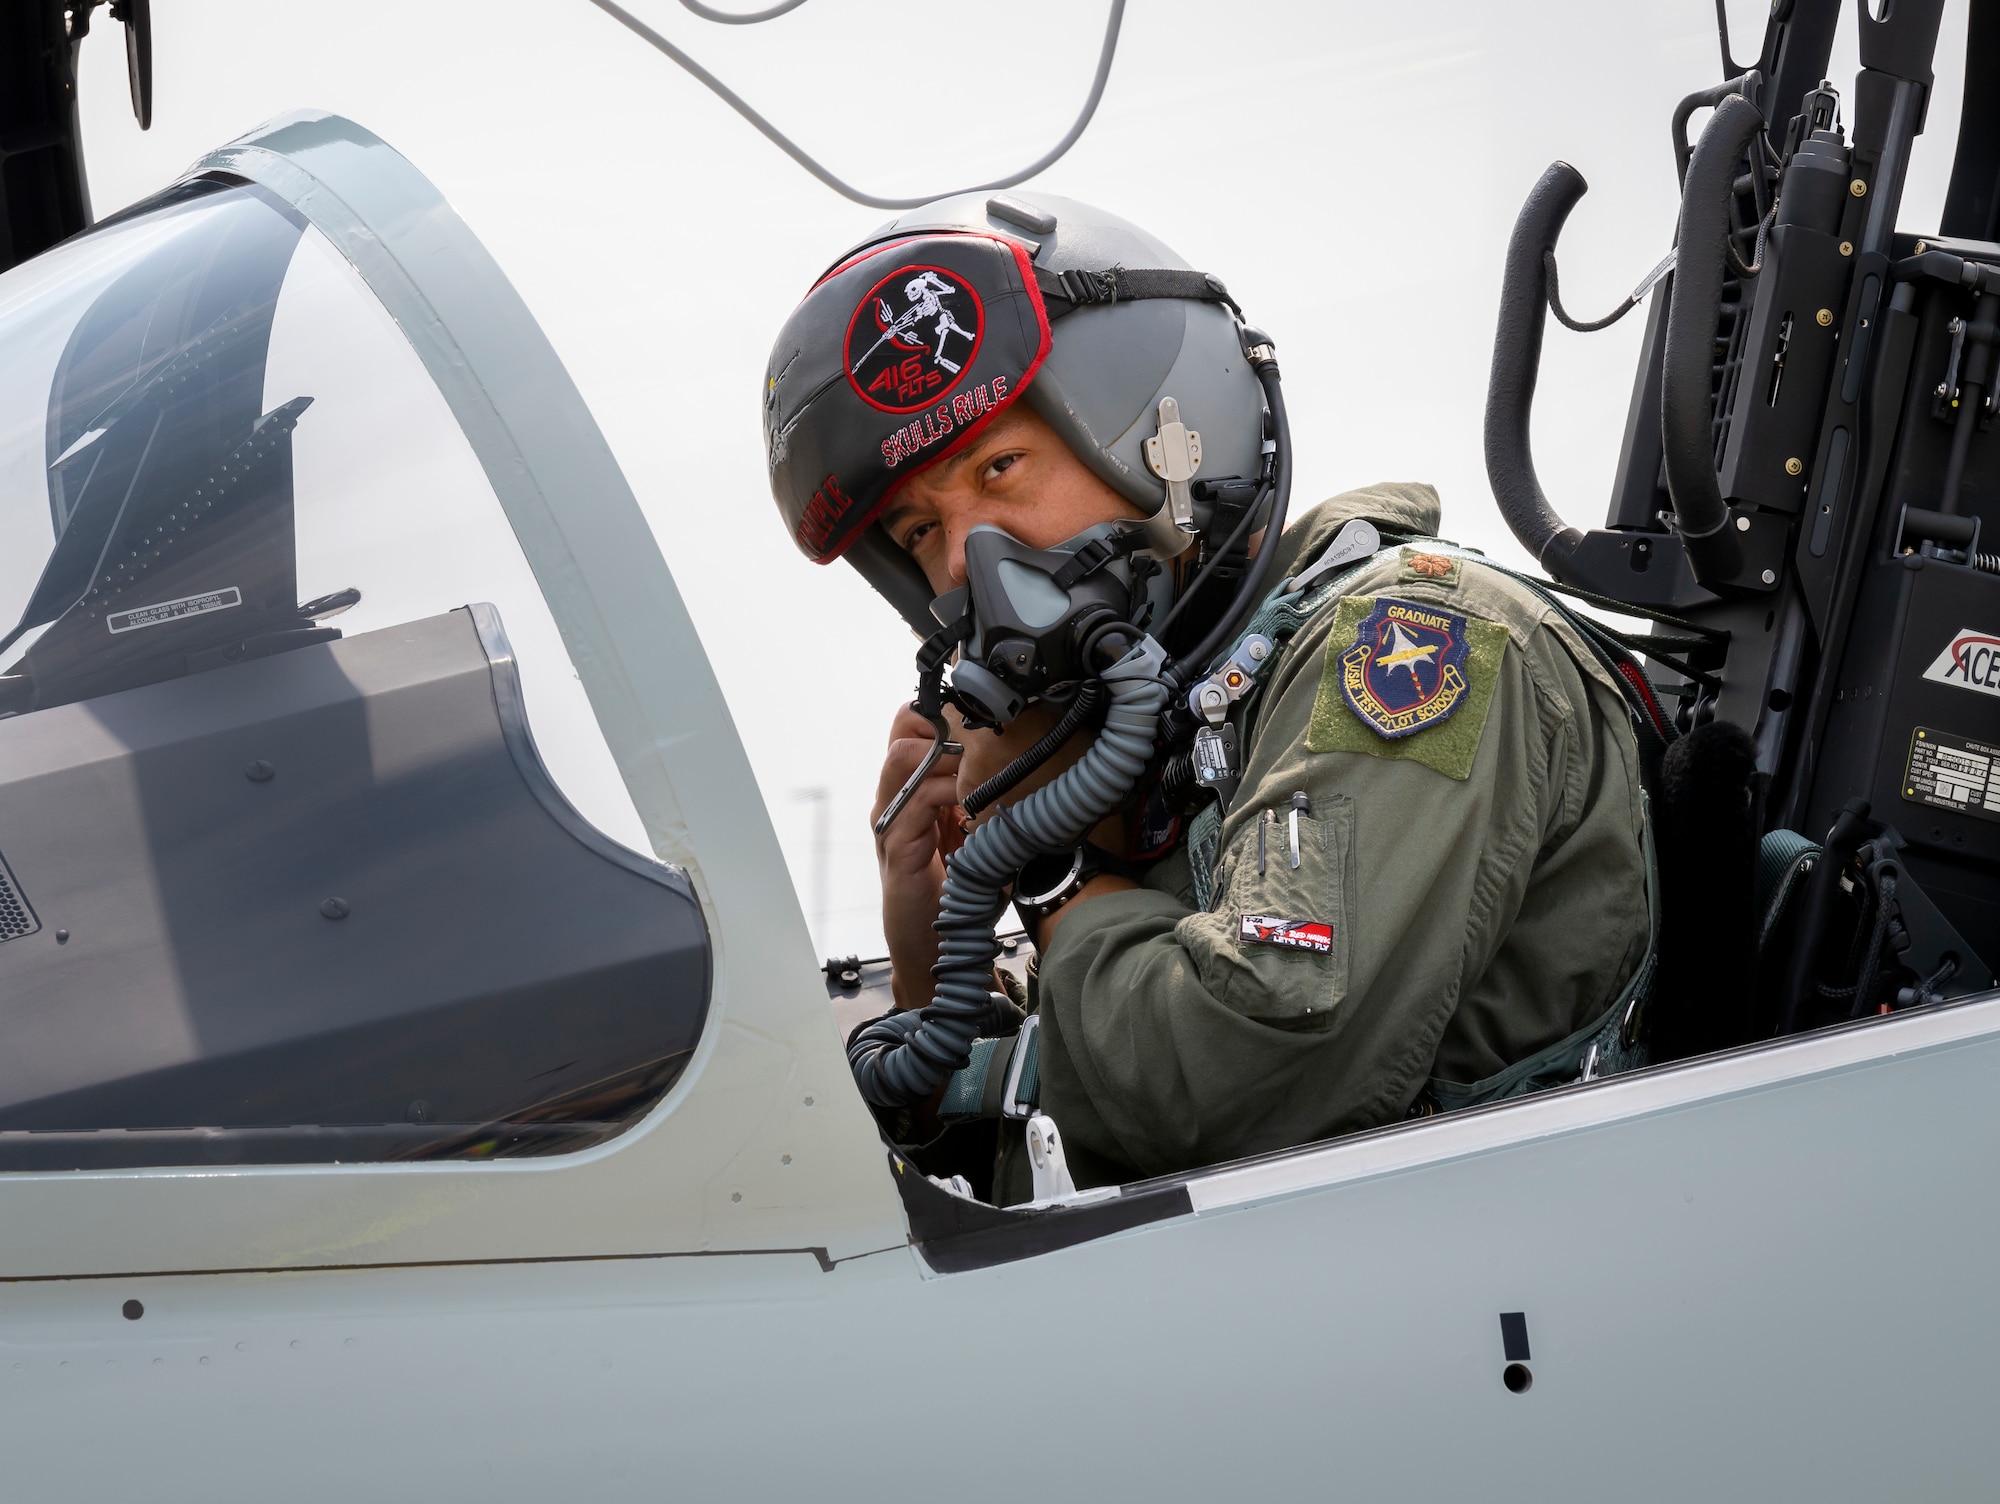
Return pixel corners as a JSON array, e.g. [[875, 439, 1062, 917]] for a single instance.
[[0, 607, 709, 1166]]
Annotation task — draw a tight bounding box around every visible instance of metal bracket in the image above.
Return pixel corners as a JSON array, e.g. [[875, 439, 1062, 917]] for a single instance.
[[1026, 1111, 1078, 1202], [1143, 396, 1202, 534], [1186, 634, 1274, 725], [1933, 314, 1967, 418], [1283, 517, 1381, 594]]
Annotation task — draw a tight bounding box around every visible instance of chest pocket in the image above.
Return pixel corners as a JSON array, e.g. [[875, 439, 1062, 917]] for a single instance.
[[1174, 794, 1355, 1028]]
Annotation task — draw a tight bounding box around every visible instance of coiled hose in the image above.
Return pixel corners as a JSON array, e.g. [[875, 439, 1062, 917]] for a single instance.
[[959, 678, 1108, 821], [847, 637, 1170, 1108]]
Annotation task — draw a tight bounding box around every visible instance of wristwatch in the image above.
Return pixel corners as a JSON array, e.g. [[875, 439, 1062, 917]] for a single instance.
[[1011, 843, 1106, 929]]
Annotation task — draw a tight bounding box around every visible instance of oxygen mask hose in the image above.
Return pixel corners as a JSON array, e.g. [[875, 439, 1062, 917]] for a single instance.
[[848, 636, 1170, 1109], [960, 678, 1108, 821]]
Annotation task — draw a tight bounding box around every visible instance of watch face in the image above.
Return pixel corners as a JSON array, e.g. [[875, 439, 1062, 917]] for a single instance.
[[1016, 847, 1084, 907]]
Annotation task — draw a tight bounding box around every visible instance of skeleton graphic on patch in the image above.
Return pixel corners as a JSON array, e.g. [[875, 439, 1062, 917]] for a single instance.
[[852, 271, 976, 378], [898, 271, 976, 373], [844, 259, 989, 413]]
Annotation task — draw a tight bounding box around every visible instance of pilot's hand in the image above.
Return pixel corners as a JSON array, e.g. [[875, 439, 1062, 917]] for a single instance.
[[873, 703, 962, 1012]]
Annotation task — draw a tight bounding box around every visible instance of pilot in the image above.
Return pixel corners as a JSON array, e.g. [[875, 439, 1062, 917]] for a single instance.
[[761, 194, 1651, 1200]]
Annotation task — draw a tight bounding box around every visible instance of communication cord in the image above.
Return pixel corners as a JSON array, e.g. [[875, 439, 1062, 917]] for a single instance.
[[585, 0, 1127, 209], [960, 678, 1107, 821], [674, 0, 809, 22]]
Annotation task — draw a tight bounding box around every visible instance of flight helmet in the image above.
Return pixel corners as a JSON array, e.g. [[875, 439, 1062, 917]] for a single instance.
[[761, 191, 1270, 633]]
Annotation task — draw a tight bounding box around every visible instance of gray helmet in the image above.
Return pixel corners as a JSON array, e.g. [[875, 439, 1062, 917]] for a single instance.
[[762, 190, 1268, 631]]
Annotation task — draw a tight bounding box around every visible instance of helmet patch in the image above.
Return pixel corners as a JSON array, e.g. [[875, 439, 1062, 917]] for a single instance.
[[845, 265, 985, 413], [764, 232, 1051, 566]]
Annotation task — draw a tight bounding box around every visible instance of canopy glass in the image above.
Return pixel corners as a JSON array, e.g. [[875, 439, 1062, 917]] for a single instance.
[[0, 172, 708, 1168], [0, 178, 647, 852]]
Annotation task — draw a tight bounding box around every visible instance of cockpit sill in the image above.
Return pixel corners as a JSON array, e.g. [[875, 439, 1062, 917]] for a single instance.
[[857, 958, 2000, 1274]]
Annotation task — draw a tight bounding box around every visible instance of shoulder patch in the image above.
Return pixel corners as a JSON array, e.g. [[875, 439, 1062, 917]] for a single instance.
[[1397, 547, 1462, 587], [1307, 595, 1508, 779], [1340, 596, 1474, 738]]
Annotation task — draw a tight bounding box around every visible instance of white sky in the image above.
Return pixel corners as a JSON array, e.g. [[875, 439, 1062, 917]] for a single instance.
[[72, 0, 1971, 959]]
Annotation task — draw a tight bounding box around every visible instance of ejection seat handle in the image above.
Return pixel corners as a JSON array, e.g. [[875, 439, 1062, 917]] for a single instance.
[[1484, 162, 1590, 578]]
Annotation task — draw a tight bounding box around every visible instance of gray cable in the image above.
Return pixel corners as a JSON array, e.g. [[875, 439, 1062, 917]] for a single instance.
[[848, 637, 1169, 1108], [676, 0, 810, 22], [584, 0, 1127, 209]]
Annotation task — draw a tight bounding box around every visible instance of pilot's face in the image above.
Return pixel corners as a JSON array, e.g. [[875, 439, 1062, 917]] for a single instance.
[[878, 406, 1142, 596]]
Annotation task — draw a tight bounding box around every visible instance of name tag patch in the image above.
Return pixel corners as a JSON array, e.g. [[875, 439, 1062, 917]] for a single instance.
[[1238, 913, 1333, 953], [1340, 596, 1472, 739]]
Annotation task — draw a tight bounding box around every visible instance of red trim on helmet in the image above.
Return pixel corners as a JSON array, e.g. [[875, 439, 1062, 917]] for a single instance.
[[813, 235, 928, 292], [807, 236, 1054, 566]]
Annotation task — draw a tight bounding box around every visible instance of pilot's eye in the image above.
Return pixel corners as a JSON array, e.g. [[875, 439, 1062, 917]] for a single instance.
[[982, 452, 1021, 484], [901, 519, 937, 552]]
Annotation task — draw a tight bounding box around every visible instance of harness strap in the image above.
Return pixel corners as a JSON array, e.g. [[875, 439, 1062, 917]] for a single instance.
[[1035, 265, 1242, 319], [1755, 827, 1820, 955], [938, 1013, 1043, 1122], [1185, 532, 1396, 911], [1048, 527, 1147, 591]]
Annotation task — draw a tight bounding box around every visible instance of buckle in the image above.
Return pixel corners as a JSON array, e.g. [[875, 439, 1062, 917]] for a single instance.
[[1002, 1013, 1042, 1119]]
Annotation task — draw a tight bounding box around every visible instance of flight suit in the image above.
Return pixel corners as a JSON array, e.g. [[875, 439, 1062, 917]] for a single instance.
[[1024, 480, 1650, 1192]]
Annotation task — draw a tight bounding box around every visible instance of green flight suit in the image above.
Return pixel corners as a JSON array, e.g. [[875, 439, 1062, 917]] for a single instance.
[[1029, 480, 1650, 1190]]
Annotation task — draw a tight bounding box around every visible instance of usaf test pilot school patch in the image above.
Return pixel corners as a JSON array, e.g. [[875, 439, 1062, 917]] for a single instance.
[[1307, 594, 1509, 780], [1341, 597, 1471, 737]]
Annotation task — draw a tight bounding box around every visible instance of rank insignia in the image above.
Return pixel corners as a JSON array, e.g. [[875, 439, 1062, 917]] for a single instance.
[[1397, 548, 1462, 587], [1339, 596, 1472, 739], [1238, 914, 1333, 953]]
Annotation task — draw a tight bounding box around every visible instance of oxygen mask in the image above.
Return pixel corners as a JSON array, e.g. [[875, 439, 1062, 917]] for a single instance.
[[874, 519, 1167, 834], [938, 522, 1170, 729]]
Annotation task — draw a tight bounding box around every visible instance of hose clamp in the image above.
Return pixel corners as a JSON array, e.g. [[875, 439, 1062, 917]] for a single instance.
[[1101, 633, 1168, 682]]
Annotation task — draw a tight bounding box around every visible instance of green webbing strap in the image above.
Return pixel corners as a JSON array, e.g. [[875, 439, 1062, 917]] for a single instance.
[[936, 1035, 1011, 1122], [936, 1016, 1044, 1122], [1424, 788, 1661, 1113], [1013, 1022, 1042, 1109], [1755, 828, 1820, 955]]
